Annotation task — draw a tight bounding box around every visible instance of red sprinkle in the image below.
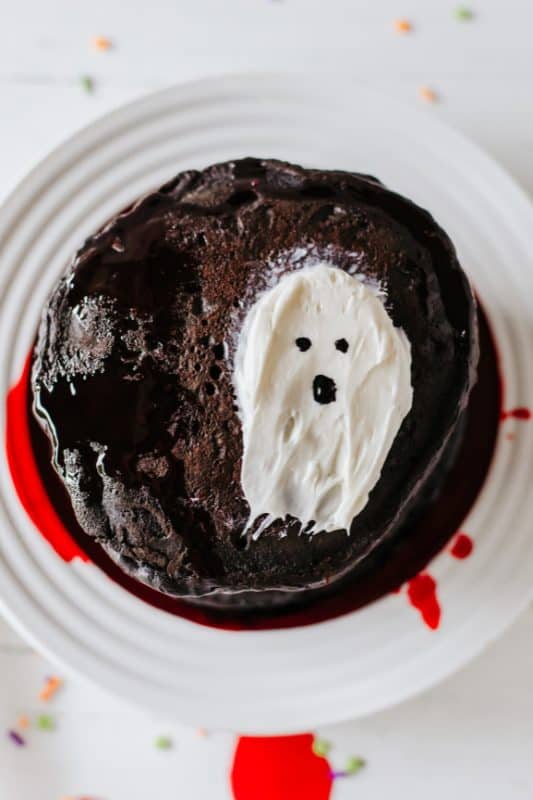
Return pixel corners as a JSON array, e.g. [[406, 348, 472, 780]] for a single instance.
[[8, 729, 26, 747], [231, 734, 332, 800], [450, 532, 474, 559], [501, 407, 531, 421], [407, 573, 441, 630]]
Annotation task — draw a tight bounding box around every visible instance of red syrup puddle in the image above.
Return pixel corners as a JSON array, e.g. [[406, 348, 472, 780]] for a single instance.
[[5, 304, 502, 631], [406, 573, 441, 630], [500, 407, 531, 421], [450, 532, 474, 560], [5, 355, 88, 563], [231, 734, 332, 800]]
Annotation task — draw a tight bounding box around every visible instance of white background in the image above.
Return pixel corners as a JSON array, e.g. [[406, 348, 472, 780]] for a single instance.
[[1, 1, 533, 798]]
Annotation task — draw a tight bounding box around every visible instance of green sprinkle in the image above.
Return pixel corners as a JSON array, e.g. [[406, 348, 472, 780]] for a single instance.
[[455, 6, 473, 20], [36, 714, 54, 731], [345, 756, 366, 775], [80, 75, 94, 94], [155, 735, 173, 750], [312, 738, 332, 758]]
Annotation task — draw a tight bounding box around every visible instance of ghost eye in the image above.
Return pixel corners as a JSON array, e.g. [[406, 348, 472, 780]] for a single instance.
[[335, 338, 349, 353], [295, 337, 312, 352]]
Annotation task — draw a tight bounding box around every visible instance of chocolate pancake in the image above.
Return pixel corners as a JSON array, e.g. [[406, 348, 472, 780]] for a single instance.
[[31, 158, 478, 610]]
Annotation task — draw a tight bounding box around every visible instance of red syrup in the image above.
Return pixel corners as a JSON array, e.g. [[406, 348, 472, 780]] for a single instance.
[[231, 735, 332, 800], [6, 355, 88, 564], [501, 407, 531, 421], [406, 574, 441, 630], [5, 305, 502, 631], [450, 532, 474, 560]]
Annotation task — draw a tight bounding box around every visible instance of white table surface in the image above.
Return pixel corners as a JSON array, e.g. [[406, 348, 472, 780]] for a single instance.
[[1, 1, 533, 798]]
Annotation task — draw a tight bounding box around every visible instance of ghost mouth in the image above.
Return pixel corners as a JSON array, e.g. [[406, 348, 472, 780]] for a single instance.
[[313, 374, 337, 405]]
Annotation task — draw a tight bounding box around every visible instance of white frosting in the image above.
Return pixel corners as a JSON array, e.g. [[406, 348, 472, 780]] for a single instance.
[[234, 263, 413, 537]]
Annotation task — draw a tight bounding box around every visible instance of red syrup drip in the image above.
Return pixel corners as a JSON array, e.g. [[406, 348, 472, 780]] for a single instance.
[[407, 573, 441, 630], [501, 407, 531, 421], [231, 734, 332, 800], [5, 355, 88, 563], [4, 304, 502, 631], [450, 532, 474, 560]]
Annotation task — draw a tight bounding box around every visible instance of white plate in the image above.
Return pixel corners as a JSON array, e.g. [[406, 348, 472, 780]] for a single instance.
[[1, 74, 533, 733]]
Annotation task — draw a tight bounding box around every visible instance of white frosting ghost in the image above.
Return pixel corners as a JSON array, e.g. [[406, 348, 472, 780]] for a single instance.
[[233, 263, 413, 538]]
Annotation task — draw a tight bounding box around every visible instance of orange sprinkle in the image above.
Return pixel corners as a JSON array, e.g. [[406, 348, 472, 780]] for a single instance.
[[419, 86, 438, 103], [17, 716, 30, 729], [394, 18, 412, 33], [39, 676, 62, 702], [91, 35, 113, 51], [196, 727, 208, 737]]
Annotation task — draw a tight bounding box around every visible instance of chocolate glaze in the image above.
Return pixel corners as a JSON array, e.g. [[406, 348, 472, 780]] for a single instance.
[[31, 158, 478, 609]]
